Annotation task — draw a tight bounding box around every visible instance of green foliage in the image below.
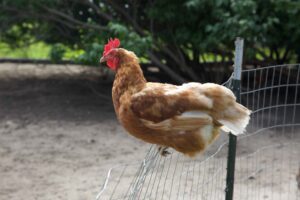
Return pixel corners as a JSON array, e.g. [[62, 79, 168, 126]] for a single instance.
[[149, 0, 300, 62], [0, 42, 51, 59], [49, 44, 66, 62], [1, 0, 300, 81], [76, 43, 103, 65], [108, 22, 152, 56], [76, 22, 152, 65]]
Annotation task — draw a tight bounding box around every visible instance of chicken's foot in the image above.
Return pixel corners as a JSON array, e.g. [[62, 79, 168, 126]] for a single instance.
[[158, 146, 171, 157]]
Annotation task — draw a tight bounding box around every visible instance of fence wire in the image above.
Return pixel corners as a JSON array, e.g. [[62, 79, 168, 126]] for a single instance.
[[96, 64, 300, 200], [234, 64, 300, 200]]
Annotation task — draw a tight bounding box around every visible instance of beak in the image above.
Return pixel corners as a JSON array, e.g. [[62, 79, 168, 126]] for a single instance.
[[100, 56, 106, 63]]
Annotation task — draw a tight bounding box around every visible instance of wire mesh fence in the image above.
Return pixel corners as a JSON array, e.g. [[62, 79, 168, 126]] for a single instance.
[[234, 64, 300, 200], [96, 63, 300, 200], [97, 140, 229, 200]]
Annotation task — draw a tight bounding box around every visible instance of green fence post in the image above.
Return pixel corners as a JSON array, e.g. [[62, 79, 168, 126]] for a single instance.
[[225, 37, 244, 200]]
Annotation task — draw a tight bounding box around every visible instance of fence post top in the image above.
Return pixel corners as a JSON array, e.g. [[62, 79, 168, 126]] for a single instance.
[[233, 37, 244, 81]]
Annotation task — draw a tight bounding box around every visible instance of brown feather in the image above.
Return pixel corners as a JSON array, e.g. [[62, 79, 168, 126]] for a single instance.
[[111, 48, 250, 156]]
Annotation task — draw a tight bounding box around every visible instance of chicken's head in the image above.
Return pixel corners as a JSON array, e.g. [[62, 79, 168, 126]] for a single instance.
[[100, 38, 121, 71]]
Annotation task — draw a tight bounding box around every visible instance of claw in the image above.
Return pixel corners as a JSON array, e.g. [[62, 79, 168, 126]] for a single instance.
[[158, 146, 171, 157]]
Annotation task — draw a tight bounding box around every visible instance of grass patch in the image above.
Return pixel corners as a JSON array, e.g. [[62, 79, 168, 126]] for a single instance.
[[0, 42, 84, 60], [0, 42, 50, 59]]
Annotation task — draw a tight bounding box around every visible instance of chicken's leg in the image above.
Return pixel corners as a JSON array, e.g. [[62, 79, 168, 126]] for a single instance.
[[158, 146, 171, 156]]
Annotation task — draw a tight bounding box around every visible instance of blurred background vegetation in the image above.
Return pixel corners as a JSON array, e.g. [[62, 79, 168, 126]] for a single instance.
[[0, 0, 300, 83]]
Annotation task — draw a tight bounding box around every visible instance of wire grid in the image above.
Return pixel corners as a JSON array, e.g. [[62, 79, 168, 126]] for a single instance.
[[96, 82, 232, 200], [96, 64, 300, 200], [234, 64, 300, 200], [97, 139, 229, 200]]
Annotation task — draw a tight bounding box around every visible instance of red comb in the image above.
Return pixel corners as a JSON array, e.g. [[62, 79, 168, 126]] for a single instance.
[[103, 38, 120, 56]]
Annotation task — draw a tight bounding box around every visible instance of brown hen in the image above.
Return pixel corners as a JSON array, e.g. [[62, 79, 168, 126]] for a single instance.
[[100, 39, 251, 157]]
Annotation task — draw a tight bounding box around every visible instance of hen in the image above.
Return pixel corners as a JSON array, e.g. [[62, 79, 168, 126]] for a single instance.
[[100, 38, 251, 157]]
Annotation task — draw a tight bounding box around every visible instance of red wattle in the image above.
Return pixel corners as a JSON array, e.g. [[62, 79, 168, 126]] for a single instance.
[[107, 58, 119, 70]]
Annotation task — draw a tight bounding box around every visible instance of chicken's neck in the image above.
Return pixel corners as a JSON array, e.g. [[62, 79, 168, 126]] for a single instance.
[[112, 62, 146, 110]]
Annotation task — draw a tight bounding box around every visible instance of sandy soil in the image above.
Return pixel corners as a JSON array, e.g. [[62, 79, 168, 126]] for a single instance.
[[0, 63, 299, 200], [0, 63, 150, 200]]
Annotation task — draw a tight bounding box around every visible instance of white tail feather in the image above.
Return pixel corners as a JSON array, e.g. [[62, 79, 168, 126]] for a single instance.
[[219, 104, 251, 136], [220, 126, 231, 133], [219, 115, 250, 135]]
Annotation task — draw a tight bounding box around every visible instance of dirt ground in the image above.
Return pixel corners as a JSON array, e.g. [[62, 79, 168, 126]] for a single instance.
[[0, 63, 299, 200], [0, 63, 150, 200]]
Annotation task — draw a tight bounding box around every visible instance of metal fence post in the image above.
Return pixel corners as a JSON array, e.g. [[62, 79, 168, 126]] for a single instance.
[[225, 37, 244, 200]]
